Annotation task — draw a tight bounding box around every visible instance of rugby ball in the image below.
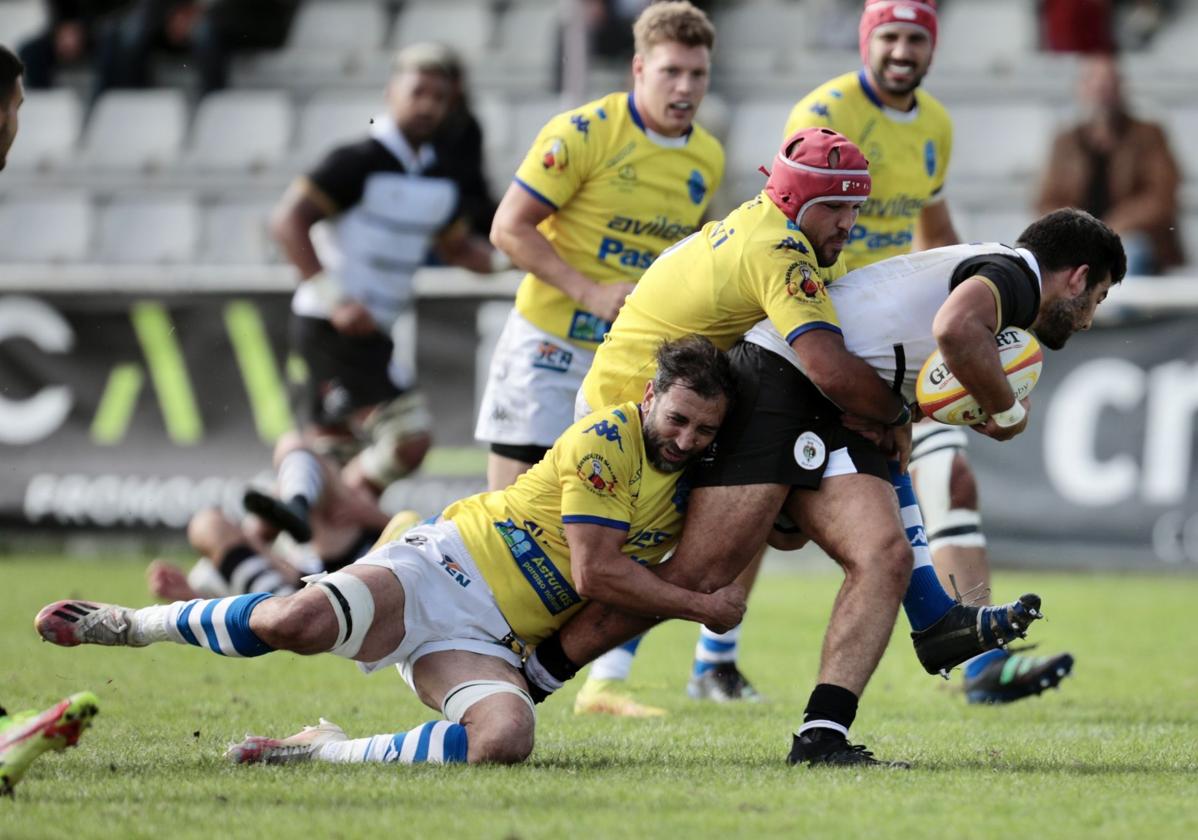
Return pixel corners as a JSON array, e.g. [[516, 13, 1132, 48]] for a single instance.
[[915, 327, 1043, 425]]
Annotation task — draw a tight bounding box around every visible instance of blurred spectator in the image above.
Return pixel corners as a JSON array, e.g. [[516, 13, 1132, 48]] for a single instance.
[[1041, 0, 1116, 53], [434, 46, 496, 238], [17, 1, 130, 89], [1035, 54, 1183, 275], [93, 0, 298, 99]]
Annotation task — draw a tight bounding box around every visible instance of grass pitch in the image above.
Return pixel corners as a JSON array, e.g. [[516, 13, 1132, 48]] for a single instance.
[[2, 554, 1195, 839]]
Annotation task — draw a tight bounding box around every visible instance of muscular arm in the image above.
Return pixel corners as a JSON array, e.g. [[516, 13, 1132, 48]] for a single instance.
[[913, 200, 959, 252], [566, 522, 743, 629], [932, 276, 1020, 417], [269, 180, 328, 280], [490, 183, 632, 322], [791, 328, 907, 424]]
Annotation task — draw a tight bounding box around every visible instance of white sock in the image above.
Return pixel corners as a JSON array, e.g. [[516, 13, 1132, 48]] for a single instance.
[[314, 721, 468, 764], [277, 449, 324, 507]]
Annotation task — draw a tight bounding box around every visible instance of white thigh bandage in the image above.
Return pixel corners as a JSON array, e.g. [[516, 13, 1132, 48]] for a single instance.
[[910, 427, 985, 551], [441, 680, 535, 724], [309, 570, 376, 658]]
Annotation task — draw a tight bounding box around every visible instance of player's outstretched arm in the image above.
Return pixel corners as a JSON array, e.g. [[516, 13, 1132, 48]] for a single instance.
[[790, 329, 910, 426], [270, 180, 328, 280], [566, 522, 745, 632]]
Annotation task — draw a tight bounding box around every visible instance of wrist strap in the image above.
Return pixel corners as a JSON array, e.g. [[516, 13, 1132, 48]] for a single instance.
[[992, 400, 1027, 428], [888, 402, 912, 427]]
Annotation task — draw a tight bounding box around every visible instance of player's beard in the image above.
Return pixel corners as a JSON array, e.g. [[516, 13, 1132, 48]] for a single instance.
[[871, 58, 927, 98], [1034, 295, 1090, 350], [642, 421, 695, 474]]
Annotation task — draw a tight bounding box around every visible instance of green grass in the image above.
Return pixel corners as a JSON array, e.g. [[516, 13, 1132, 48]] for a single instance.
[[2, 555, 1195, 839]]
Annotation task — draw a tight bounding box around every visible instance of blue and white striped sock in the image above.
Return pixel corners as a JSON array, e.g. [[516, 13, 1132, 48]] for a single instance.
[[890, 463, 957, 631], [134, 594, 275, 657], [587, 636, 643, 682], [315, 721, 468, 764], [693, 624, 741, 677]]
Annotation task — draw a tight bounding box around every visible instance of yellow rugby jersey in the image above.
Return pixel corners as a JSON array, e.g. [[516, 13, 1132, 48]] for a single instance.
[[581, 193, 846, 408], [445, 401, 688, 645], [512, 91, 724, 346], [783, 70, 953, 269]]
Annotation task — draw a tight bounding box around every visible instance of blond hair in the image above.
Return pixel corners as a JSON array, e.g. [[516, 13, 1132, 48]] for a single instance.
[[633, 1, 715, 56], [391, 42, 455, 79]]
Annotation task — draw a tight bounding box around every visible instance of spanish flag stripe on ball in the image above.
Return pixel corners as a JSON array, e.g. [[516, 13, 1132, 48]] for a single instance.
[[916, 327, 1043, 425]]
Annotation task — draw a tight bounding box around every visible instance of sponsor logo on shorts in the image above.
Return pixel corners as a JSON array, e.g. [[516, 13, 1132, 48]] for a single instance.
[[794, 431, 826, 470], [531, 340, 573, 372], [494, 520, 581, 615], [576, 452, 619, 496], [568, 310, 612, 343], [438, 555, 472, 588]]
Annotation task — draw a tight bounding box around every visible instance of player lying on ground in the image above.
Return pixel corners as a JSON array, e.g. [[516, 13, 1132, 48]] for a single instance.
[[148, 432, 404, 602], [36, 337, 744, 766], [523, 205, 1126, 766]]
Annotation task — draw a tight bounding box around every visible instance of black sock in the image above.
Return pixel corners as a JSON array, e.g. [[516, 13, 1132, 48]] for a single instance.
[[217, 543, 294, 595], [534, 631, 580, 683], [801, 683, 859, 733]]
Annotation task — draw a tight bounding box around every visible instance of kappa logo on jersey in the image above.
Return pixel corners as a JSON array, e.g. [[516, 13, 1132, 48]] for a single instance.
[[540, 136, 568, 174], [583, 419, 624, 451], [531, 340, 573, 372], [571, 114, 591, 136], [809, 102, 830, 118], [774, 236, 810, 254], [785, 262, 822, 299], [438, 555, 472, 588], [687, 169, 707, 205], [576, 452, 619, 496]]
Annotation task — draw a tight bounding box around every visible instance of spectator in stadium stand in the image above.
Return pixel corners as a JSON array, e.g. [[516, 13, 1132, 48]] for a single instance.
[[1035, 53, 1183, 275], [1041, 0, 1117, 53], [17, 1, 131, 90], [90, 0, 299, 99], [267, 43, 501, 516], [432, 45, 497, 238]]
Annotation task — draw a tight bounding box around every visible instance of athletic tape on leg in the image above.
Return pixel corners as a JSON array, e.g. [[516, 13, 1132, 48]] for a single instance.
[[442, 680, 535, 724], [311, 571, 375, 658]]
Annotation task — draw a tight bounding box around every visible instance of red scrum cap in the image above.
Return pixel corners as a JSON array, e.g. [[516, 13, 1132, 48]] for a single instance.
[[763, 128, 871, 227], [859, 0, 939, 65]]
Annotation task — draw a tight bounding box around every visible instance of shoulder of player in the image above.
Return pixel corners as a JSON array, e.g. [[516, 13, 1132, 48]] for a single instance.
[[686, 122, 725, 164], [541, 92, 628, 145], [914, 90, 953, 133], [312, 136, 400, 173], [789, 72, 863, 127]]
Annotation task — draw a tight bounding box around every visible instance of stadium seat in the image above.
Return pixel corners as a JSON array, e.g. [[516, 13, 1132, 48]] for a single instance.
[[0, 0, 45, 51], [282, 0, 389, 51], [79, 90, 187, 172], [962, 209, 1034, 246], [713, 1, 809, 55], [0, 193, 92, 263], [725, 99, 792, 182], [473, 95, 513, 195], [96, 196, 200, 264], [498, 96, 563, 183], [935, 0, 1037, 72], [394, 0, 494, 55], [947, 103, 1055, 183], [3, 88, 82, 173], [185, 91, 294, 172], [482, 0, 560, 91], [1161, 108, 1198, 170], [292, 92, 381, 167], [201, 201, 277, 265]]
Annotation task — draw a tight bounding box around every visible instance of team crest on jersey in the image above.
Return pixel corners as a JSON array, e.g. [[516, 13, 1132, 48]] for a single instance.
[[924, 140, 936, 176], [794, 431, 826, 470], [687, 169, 707, 205], [571, 114, 591, 136], [540, 136, 569, 174], [576, 453, 619, 496], [784, 262, 822, 300]]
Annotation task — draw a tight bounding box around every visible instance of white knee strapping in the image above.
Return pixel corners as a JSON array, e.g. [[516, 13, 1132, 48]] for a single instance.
[[929, 508, 987, 551], [910, 437, 987, 551], [359, 392, 433, 486], [441, 680, 535, 724], [310, 570, 376, 658]]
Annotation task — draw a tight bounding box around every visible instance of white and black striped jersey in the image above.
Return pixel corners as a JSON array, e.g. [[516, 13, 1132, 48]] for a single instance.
[[293, 117, 459, 331], [744, 242, 1043, 402]]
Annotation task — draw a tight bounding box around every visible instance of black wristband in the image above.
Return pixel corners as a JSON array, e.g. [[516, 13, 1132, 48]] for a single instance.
[[888, 402, 912, 427], [532, 631, 580, 682]]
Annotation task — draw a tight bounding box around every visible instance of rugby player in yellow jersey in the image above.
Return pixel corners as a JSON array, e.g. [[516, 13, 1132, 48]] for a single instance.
[[785, 0, 1075, 703], [37, 338, 745, 767], [477, 1, 724, 495]]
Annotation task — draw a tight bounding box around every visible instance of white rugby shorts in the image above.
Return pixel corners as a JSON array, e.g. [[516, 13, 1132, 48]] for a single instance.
[[474, 309, 595, 447], [352, 521, 523, 689]]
